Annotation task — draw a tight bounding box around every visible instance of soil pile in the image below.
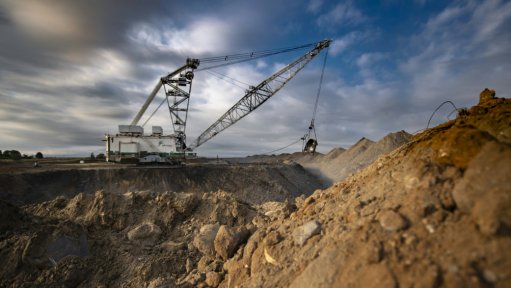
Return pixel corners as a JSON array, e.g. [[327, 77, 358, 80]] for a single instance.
[[0, 190, 265, 287], [212, 90, 511, 287], [312, 131, 412, 184], [237, 131, 412, 186]]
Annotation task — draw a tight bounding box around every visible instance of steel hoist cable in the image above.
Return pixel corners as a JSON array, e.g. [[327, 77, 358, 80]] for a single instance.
[[303, 46, 329, 153], [197, 42, 317, 71]]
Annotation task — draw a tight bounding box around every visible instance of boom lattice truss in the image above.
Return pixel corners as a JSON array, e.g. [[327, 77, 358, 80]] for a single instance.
[[189, 39, 331, 149]]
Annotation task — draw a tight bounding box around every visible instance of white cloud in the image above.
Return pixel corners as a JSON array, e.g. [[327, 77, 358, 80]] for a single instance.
[[424, 4, 466, 32], [356, 52, 386, 68], [308, 0, 323, 13], [317, 2, 366, 28], [128, 18, 233, 55], [401, 0, 511, 110], [471, 0, 511, 44], [329, 31, 363, 56]]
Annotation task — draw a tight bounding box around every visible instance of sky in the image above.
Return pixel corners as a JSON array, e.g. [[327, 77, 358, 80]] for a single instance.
[[0, 0, 510, 157]]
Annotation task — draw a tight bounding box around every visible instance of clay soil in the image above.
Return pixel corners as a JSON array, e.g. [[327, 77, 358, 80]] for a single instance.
[[1, 90, 510, 287]]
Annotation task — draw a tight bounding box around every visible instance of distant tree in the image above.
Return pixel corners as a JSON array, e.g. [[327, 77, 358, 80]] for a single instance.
[[90, 153, 95, 160], [7, 150, 21, 160], [96, 153, 105, 160], [35, 152, 44, 159]]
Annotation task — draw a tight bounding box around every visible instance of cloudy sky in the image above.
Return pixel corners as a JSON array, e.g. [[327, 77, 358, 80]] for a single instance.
[[0, 0, 510, 157]]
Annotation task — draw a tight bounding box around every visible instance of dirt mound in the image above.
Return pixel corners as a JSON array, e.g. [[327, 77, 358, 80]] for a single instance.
[[288, 131, 411, 185], [239, 132, 410, 186], [324, 147, 346, 159], [0, 189, 265, 287], [213, 92, 511, 287]]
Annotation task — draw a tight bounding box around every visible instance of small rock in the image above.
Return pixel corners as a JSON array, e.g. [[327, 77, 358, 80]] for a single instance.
[[205, 271, 223, 287], [197, 256, 214, 272], [378, 210, 407, 232], [159, 240, 185, 252], [403, 175, 420, 190], [293, 220, 321, 246], [483, 269, 497, 284], [214, 225, 249, 260], [171, 193, 198, 213], [186, 258, 193, 273], [259, 201, 293, 220], [127, 222, 161, 244], [193, 223, 220, 256]]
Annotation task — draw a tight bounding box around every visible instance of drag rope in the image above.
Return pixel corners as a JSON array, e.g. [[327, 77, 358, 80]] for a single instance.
[[262, 138, 302, 155]]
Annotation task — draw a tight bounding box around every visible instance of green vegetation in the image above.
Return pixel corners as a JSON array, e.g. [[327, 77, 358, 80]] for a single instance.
[[0, 150, 44, 160]]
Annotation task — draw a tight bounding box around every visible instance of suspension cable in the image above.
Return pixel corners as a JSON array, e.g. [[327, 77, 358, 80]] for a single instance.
[[204, 70, 250, 90], [312, 47, 328, 123], [199, 42, 316, 63], [197, 42, 318, 71], [305, 46, 329, 143], [141, 96, 167, 128]]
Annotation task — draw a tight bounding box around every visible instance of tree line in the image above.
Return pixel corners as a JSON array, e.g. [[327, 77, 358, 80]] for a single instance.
[[0, 150, 44, 160]]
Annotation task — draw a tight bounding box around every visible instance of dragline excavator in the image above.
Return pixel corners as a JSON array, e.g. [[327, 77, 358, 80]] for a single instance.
[[104, 39, 331, 163]]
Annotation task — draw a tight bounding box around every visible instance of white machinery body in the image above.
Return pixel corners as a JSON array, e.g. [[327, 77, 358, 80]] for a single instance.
[[105, 125, 195, 163]]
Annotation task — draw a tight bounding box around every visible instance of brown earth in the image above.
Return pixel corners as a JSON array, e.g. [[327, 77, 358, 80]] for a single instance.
[[0, 163, 323, 206], [213, 90, 511, 288], [0, 89, 510, 287]]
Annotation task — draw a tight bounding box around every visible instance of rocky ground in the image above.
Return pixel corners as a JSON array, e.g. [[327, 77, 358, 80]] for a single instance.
[[0, 89, 510, 287]]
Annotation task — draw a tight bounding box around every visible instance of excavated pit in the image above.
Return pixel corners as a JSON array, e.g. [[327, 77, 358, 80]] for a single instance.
[[0, 163, 324, 206], [0, 162, 325, 287]]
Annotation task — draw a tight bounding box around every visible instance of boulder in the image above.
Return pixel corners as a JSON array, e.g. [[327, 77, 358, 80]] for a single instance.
[[214, 225, 249, 260], [193, 223, 220, 256], [479, 88, 496, 104]]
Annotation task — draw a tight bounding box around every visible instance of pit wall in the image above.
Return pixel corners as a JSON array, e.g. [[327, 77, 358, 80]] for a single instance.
[[0, 164, 323, 206]]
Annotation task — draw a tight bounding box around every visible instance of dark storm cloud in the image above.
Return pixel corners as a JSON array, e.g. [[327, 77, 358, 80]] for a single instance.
[[0, 0, 315, 155], [0, 0, 510, 157]]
